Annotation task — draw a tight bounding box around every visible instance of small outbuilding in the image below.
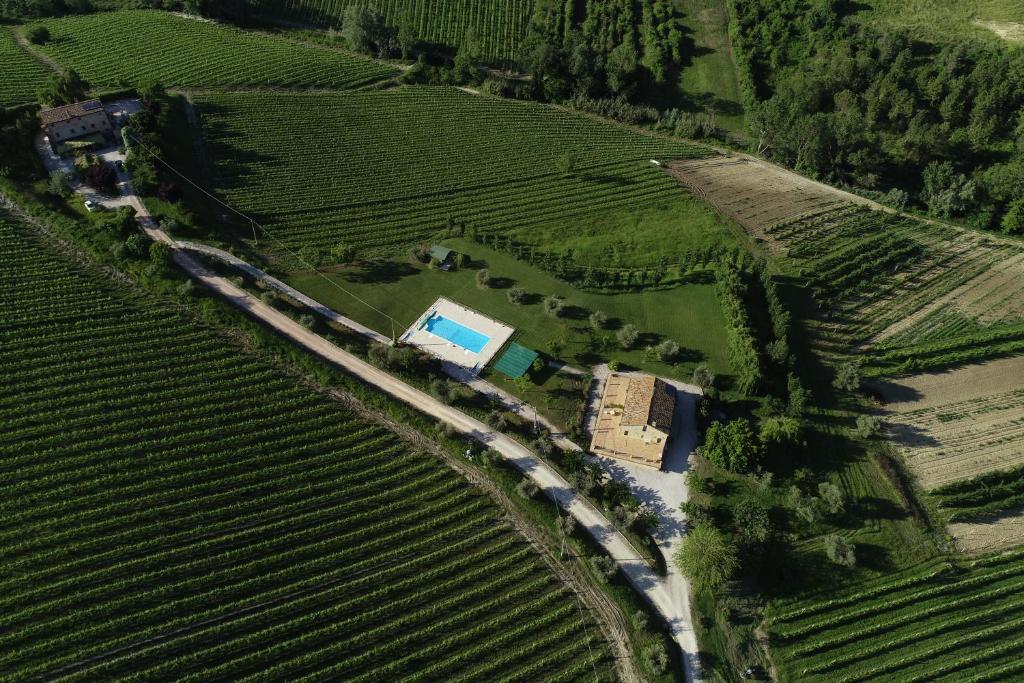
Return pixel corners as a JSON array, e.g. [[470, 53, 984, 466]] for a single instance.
[[428, 245, 455, 270], [40, 99, 112, 147]]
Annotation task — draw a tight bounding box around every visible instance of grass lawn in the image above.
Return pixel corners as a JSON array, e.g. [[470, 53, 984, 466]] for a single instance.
[[507, 192, 738, 268], [287, 237, 731, 385], [674, 0, 746, 134]]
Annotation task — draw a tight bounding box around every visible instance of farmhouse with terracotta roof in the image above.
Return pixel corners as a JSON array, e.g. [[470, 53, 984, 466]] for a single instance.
[[590, 373, 676, 468], [39, 99, 112, 146]]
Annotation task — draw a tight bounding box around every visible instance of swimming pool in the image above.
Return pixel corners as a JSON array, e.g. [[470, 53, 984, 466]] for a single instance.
[[422, 313, 490, 353]]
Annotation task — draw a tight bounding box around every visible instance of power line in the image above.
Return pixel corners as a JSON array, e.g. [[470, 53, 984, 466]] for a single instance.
[[125, 131, 403, 341]]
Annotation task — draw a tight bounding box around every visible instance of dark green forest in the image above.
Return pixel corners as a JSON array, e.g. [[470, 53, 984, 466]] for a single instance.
[[729, 0, 1024, 232]]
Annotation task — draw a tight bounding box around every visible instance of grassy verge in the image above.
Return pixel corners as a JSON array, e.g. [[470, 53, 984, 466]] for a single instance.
[[673, 0, 746, 134]]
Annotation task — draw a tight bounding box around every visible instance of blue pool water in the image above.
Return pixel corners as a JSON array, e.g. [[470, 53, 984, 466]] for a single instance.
[[423, 313, 490, 353]]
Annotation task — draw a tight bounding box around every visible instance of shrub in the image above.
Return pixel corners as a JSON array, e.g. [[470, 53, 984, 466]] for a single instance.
[[475, 268, 491, 288], [818, 482, 845, 515], [429, 378, 456, 404], [589, 310, 608, 330], [679, 499, 711, 526], [331, 242, 357, 263], [148, 241, 174, 272], [485, 409, 507, 431], [411, 244, 430, 263], [734, 496, 772, 545], [176, 279, 195, 298], [507, 286, 525, 304], [656, 339, 680, 362], [692, 363, 715, 391], [824, 533, 856, 567], [617, 324, 639, 349], [542, 294, 564, 317], [853, 414, 882, 439], [48, 170, 71, 198], [686, 471, 711, 496], [591, 554, 619, 583], [27, 25, 50, 45], [515, 479, 539, 499], [832, 361, 861, 392], [84, 162, 116, 193], [642, 643, 669, 673], [702, 419, 759, 473], [298, 313, 316, 329]]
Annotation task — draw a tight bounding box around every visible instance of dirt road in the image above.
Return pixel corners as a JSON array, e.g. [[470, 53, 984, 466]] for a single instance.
[[120, 195, 703, 680]]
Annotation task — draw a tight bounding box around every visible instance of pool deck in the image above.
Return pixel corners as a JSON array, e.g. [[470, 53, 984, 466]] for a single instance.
[[400, 296, 514, 375]]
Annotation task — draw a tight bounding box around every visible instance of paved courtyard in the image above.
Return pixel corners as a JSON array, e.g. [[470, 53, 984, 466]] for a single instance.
[[586, 365, 702, 556]]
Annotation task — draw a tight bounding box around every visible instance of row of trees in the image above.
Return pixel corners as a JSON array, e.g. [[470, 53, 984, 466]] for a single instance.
[[519, 0, 686, 103], [732, 0, 1024, 232]]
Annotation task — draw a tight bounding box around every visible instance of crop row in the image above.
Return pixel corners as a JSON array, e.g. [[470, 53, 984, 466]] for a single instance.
[[770, 551, 1024, 682], [196, 87, 706, 259], [35, 9, 394, 90], [0, 212, 613, 680], [0, 27, 51, 106]]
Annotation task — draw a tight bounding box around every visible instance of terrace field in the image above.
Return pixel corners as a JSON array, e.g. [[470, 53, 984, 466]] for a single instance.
[[670, 155, 1024, 374], [0, 210, 615, 680], [248, 0, 533, 63], [194, 87, 716, 264], [769, 551, 1024, 681], [0, 26, 51, 107], [31, 10, 394, 90], [671, 153, 1024, 552]]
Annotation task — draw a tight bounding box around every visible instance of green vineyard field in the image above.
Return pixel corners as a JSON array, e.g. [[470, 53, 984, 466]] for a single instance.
[[0, 211, 614, 680], [195, 87, 709, 262], [768, 551, 1024, 682], [33, 10, 394, 90], [763, 206, 1024, 374], [249, 0, 533, 63], [0, 26, 51, 106]]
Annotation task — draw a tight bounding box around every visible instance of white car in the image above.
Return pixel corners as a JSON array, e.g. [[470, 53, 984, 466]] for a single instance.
[[84, 200, 99, 212]]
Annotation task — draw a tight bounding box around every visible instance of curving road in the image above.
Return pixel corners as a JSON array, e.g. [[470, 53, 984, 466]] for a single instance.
[[122, 200, 703, 681]]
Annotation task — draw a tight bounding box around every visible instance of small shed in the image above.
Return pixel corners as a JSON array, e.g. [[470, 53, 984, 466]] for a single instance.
[[429, 245, 455, 270], [494, 343, 539, 379]]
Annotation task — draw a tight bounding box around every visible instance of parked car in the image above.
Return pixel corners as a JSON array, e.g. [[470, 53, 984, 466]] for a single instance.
[[84, 200, 99, 212]]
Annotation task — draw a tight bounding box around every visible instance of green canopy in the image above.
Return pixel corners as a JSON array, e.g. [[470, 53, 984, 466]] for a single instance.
[[493, 343, 538, 378]]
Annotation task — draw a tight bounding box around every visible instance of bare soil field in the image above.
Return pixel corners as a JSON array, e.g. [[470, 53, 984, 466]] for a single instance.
[[948, 510, 1024, 554], [666, 156, 850, 243], [877, 357, 1024, 491]]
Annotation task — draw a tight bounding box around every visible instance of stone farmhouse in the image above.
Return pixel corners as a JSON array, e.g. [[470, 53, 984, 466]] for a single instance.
[[39, 99, 112, 146], [590, 373, 676, 469]]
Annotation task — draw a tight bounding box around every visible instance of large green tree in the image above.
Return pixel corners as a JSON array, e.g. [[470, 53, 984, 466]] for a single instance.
[[37, 68, 89, 107], [674, 523, 738, 594], [702, 419, 760, 473]]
